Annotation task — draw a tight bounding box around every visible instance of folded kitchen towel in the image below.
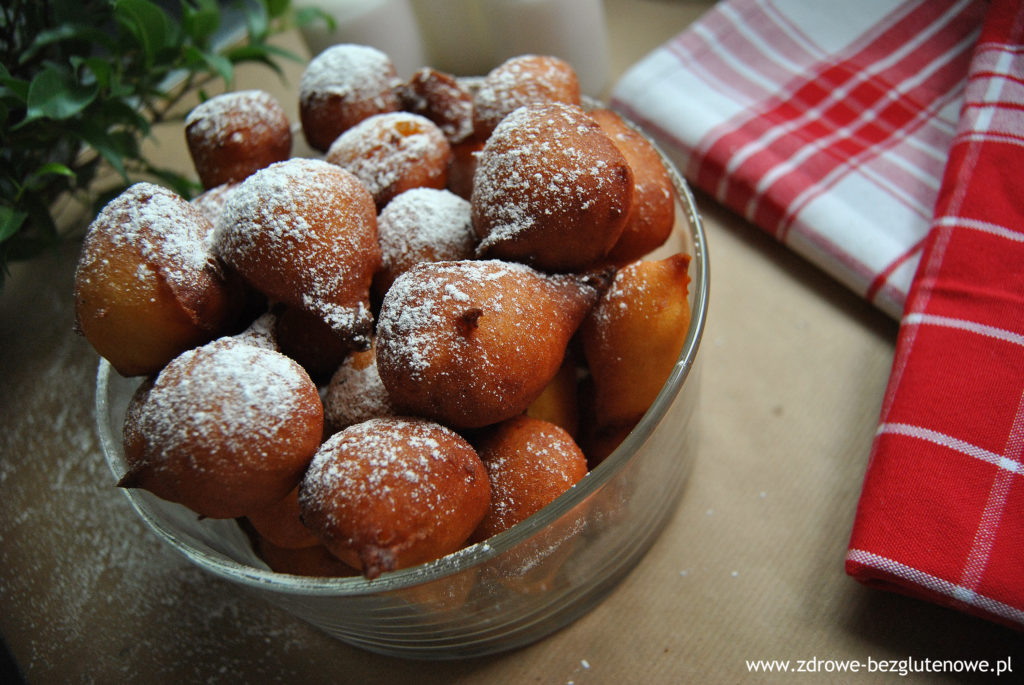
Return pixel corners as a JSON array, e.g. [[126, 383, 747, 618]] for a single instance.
[[846, 0, 1024, 630], [610, 0, 985, 319], [612, 0, 1024, 630]]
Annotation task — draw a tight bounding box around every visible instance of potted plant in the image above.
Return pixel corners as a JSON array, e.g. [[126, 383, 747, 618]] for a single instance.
[[0, 0, 327, 287]]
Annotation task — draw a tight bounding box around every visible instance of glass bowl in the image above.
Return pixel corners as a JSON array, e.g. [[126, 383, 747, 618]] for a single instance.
[[94, 125, 709, 660]]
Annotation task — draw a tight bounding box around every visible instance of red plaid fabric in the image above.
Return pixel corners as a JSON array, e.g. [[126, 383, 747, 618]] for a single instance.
[[847, 0, 1024, 629], [612, 0, 1024, 629], [611, 0, 985, 319]]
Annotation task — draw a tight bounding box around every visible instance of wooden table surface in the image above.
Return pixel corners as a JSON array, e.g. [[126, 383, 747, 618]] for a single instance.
[[1, 1, 1019, 682]]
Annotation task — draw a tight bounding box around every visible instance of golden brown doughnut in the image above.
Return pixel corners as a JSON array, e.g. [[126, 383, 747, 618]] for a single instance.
[[470, 415, 589, 542], [472, 55, 581, 138], [213, 158, 380, 349], [372, 187, 475, 301], [322, 342, 396, 434], [185, 90, 291, 190], [325, 111, 451, 210], [190, 182, 238, 226], [299, 44, 401, 151], [256, 537, 359, 577], [580, 253, 692, 430], [119, 336, 324, 519], [471, 103, 634, 272], [375, 259, 607, 429], [590, 108, 674, 264], [246, 486, 320, 550], [74, 182, 241, 377], [396, 67, 476, 144], [298, 417, 490, 578]]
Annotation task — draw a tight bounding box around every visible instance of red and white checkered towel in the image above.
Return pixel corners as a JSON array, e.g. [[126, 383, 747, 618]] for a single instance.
[[612, 0, 1024, 630]]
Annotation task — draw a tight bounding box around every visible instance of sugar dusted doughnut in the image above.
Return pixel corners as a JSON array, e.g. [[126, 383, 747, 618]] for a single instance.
[[190, 182, 238, 225], [326, 112, 451, 209], [580, 254, 692, 430], [185, 90, 291, 190], [272, 303, 360, 380], [246, 486, 320, 550], [470, 415, 588, 542], [473, 55, 581, 138], [471, 103, 633, 272], [299, 44, 400, 151], [397, 67, 475, 144], [214, 158, 380, 349], [375, 259, 607, 428], [120, 337, 324, 519], [590, 108, 674, 264], [322, 343, 396, 434], [298, 417, 490, 578], [257, 538, 358, 577], [74, 182, 240, 377], [373, 187, 475, 300]]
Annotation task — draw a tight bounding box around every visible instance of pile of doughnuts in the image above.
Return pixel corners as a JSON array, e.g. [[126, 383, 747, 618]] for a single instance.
[[73, 44, 692, 581]]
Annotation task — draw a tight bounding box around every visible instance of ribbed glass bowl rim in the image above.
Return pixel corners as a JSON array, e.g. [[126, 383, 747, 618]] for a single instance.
[[94, 125, 710, 598]]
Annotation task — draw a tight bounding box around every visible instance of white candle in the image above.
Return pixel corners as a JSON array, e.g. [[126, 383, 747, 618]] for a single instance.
[[409, 0, 496, 76], [481, 0, 610, 95], [294, 0, 427, 78]]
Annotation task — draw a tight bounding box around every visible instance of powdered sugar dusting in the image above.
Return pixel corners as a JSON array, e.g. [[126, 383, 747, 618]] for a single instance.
[[302, 418, 463, 517], [185, 90, 287, 148], [140, 339, 314, 463], [213, 158, 377, 334], [325, 112, 449, 202], [323, 349, 395, 432], [471, 103, 618, 251], [474, 55, 580, 134], [377, 188, 475, 277], [78, 183, 215, 293], [299, 44, 397, 104]]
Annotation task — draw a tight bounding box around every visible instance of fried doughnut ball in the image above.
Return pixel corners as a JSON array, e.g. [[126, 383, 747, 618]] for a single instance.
[[185, 90, 291, 190], [299, 44, 400, 152], [376, 259, 607, 429], [525, 352, 580, 438], [213, 158, 380, 349], [326, 112, 451, 209], [322, 342, 396, 434], [119, 337, 324, 519], [470, 415, 588, 542], [246, 486, 320, 550], [580, 254, 692, 430], [298, 417, 490, 579], [372, 187, 475, 300], [471, 103, 634, 272], [396, 67, 475, 144], [74, 183, 240, 377], [272, 303, 360, 380], [590, 108, 675, 264], [472, 55, 581, 138], [190, 182, 238, 225], [257, 538, 358, 577], [447, 137, 485, 200]]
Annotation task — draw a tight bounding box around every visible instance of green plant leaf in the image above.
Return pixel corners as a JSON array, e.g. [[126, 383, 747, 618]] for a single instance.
[[182, 0, 222, 49], [0, 206, 29, 244], [24, 163, 77, 192], [21, 24, 117, 65], [22, 66, 98, 124], [185, 46, 234, 85], [114, 0, 177, 68]]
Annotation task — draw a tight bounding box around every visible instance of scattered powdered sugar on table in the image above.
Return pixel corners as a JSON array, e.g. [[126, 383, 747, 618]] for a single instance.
[[1, 259, 315, 680]]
